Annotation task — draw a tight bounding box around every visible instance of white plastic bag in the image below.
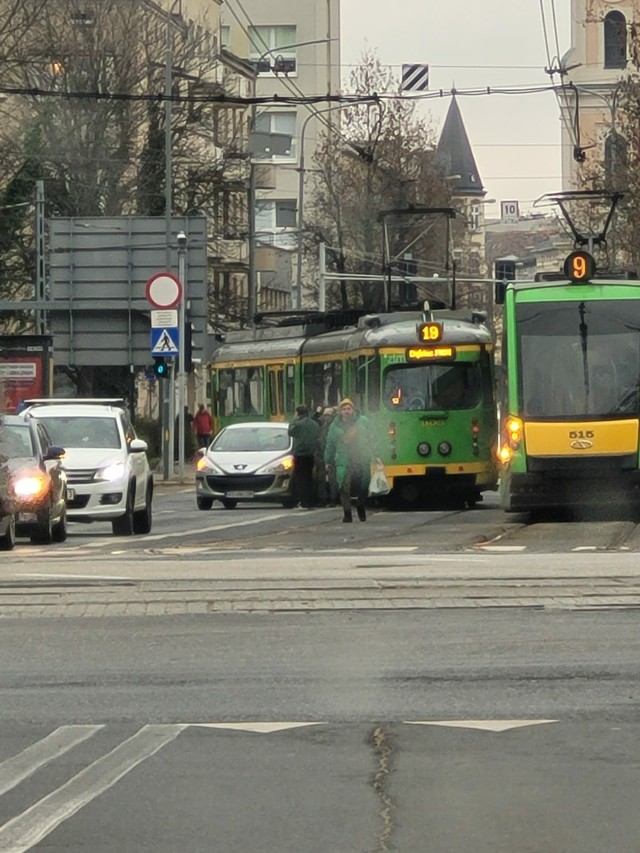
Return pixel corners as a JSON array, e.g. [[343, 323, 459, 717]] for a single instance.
[[369, 467, 390, 496]]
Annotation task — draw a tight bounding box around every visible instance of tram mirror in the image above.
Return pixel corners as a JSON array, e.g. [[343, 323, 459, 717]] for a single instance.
[[494, 281, 506, 305]]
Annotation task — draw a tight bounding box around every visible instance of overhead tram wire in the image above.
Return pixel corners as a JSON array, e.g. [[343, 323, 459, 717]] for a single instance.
[[539, 0, 579, 153]]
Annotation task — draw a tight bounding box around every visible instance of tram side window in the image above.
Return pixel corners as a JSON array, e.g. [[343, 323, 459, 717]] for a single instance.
[[285, 365, 296, 415], [268, 371, 279, 416], [351, 356, 380, 413], [303, 361, 343, 409], [216, 368, 264, 416]]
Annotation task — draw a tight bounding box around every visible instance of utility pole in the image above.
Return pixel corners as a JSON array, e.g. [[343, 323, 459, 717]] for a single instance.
[[35, 180, 46, 335], [162, 1, 175, 481], [177, 231, 187, 480]]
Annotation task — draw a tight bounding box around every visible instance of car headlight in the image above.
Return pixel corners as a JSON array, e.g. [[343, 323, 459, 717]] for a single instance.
[[196, 455, 224, 474], [255, 455, 295, 476], [95, 462, 126, 482], [13, 473, 48, 498]]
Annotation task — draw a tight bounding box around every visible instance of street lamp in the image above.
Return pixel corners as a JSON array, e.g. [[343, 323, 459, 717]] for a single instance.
[[294, 101, 380, 309], [246, 37, 337, 318]]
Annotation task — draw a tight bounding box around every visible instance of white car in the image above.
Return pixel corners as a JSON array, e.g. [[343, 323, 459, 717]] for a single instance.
[[23, 399, 153, 535]]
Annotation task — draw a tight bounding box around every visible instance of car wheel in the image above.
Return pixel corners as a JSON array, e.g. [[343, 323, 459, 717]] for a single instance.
[[221, 499, 238, 509], [52, 507, 68, 543], [133, 482, 153, 534], [0, 515, 16, 551], [30, 509, 54, 545], [112, 486, 135, 536], [197, 496, 214, 510]]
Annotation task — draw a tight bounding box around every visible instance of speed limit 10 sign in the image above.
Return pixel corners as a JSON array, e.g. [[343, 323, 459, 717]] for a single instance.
[[145, 272, 183, 309]]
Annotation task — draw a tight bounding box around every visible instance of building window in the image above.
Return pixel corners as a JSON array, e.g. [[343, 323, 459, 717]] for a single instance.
[[254, 111, 297, 159], [249, 25, 296, 74], [255, 199, 298, 248], [604, 11, 626, 69], [221, 26, 230, 49]]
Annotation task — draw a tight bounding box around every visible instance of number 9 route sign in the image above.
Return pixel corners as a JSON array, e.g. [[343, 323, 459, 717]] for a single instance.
[[145, 272, 183, 309]]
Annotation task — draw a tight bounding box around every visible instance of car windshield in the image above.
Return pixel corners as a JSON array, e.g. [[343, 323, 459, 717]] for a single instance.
[[0, 424, 34, 457], [212, 427, 289, 453], [36, 415, 121, 449]]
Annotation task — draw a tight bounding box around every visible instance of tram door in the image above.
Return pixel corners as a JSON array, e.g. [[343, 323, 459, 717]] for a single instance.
[[267, 365, 286, 421]]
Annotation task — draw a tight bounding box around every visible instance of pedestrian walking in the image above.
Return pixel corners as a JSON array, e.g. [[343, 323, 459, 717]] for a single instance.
[[288, 404, 320, 509], [193, 403, 213, 448], [175, 405, 195, 461], [315, 406, 337, 506], [324, 398, 377, 523]]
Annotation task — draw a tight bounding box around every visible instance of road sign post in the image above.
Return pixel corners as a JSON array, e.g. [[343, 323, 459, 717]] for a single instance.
[[146, 272, 184, 481]]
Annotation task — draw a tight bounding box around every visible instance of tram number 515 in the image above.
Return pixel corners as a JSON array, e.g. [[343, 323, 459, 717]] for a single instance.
[[569, 430, 594, 439]]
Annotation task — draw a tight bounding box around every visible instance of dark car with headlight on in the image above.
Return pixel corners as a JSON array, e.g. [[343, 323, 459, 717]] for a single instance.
[[0, 414, 67, 545], [195, 422, 295, 509]]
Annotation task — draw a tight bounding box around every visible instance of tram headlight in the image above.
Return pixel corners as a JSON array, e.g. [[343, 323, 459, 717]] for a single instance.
[[437, 441, 452, 457], [498, 444, 512, 464], [417, 441, 431, 457]]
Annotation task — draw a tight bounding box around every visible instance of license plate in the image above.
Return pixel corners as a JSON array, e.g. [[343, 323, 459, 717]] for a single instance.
[[226, 491, 253, 498], [66, 488, 75, 500]]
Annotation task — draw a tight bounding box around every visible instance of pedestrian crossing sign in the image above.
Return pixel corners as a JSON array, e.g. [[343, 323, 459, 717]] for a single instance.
[[151, 327, 179, 355]]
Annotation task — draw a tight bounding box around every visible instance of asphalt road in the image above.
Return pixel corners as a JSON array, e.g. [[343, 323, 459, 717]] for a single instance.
[[1, 610, 639, 852], [1, 488, 640, 851]]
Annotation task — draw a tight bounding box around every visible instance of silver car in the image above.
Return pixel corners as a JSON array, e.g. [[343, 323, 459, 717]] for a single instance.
[[195, 422, 295, 509]]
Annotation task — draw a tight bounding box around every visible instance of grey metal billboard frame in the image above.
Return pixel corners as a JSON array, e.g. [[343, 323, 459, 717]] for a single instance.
[[46, 215, 208, 368]]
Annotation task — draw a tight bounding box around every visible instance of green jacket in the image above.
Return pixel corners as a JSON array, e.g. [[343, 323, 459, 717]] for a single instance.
[[324, 413, 373, 487], [288, 415, 320, 456]]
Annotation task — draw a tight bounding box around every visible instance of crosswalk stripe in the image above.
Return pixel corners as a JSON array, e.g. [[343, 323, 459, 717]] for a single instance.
[[0, 725, 103, 798], [0, 724, 185, 853]]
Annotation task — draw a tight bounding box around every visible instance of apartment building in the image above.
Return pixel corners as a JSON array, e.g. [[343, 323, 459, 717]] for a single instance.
[[221, 0, 341, 311]]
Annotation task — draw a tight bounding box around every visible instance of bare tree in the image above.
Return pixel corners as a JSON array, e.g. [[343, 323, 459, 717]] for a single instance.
[[306, 51, 452, 312]]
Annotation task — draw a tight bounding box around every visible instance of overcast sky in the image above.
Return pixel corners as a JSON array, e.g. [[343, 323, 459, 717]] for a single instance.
[[339, 0, 572, 219]]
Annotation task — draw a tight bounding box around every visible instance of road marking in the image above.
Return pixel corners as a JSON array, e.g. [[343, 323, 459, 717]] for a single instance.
[[363, 547, 418, 552], [0, 725, 103, 797], [572, 546, 598, 551], [477, 545, 527, 552], [406, 719, 558, 732], [0, 724, 185, 852], [188, 722, 326, 733]]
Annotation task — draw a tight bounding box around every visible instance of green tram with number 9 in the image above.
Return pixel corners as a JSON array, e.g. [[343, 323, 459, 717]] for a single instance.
[[209, 309, 498, 506], [497, 248, 640, 512]]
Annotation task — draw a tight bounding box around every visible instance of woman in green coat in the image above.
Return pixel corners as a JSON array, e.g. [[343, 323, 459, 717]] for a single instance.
[[324, 398, 376, 523]]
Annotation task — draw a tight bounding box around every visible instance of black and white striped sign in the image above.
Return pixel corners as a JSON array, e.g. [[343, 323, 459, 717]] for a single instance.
[[401, 63, 429, 92]]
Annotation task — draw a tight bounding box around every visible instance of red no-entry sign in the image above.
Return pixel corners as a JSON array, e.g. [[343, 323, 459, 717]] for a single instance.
[[145, 272, 183, 309]]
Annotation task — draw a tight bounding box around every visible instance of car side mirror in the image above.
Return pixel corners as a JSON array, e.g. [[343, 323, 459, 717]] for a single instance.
[[45, 446, 65, 460], [129, 438, 148, 453]]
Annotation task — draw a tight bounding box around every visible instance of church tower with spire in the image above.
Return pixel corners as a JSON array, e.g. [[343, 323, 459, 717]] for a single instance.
[[561, 0, 636, 189], [436, 95, 487, 307]]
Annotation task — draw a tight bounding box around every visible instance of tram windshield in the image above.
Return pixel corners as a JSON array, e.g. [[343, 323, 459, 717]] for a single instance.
[[517, 300, 640, 417], [383, 362, 482, 411]]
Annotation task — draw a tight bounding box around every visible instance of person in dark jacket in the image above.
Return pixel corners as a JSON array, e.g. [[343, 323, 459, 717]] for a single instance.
[[288, 404, 320, 509], [324, 398, 376, 523], [315, 406, 337, 506]]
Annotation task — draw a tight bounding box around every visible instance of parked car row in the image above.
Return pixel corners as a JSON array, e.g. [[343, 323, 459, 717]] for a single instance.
[[0, 398, 154, 550]]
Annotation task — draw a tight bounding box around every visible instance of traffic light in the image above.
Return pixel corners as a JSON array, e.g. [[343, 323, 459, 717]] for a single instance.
[[152, 356, 171, 379], [495, 259, 516, 282]]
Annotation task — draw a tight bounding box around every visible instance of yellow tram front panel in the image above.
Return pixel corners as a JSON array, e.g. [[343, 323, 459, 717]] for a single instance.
[[524, 419, 639, 457]]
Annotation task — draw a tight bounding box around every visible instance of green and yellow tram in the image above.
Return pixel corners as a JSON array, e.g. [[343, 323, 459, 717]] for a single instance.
[[497, 249, 640, 512], [209, 309, 498, 505]]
